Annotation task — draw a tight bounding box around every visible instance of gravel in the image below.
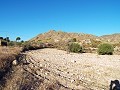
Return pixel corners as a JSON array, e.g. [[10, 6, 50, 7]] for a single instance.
[[24, 48, 120, 90]]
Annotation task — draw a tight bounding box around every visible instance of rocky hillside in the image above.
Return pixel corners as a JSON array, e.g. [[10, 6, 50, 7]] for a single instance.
[[30, 30, 99, 43], [30, 30, 120, 54], [100, 33, 120, 43], [30, 30, 120, 44]]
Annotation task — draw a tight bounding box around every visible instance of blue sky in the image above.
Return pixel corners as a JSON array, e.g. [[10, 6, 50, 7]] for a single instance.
[[0, 0, 120, 41]]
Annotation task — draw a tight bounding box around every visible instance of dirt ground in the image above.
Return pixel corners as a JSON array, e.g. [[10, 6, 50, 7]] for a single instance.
[[23, 48, 120, 90]]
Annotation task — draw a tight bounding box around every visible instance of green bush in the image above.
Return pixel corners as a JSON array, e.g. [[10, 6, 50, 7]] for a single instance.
[[22, 44, 39, 52], [98, 43, 114, 55], [68, 43, 83, 53], [22, 42, 47, 52]]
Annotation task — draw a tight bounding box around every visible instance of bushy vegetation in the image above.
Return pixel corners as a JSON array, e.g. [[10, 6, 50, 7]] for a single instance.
[[22, 42, 47, 52], [22, 45, 40, 52], [7, 41, 24, 46], [97, 43, 114, 55], [68, 43, 83, 53]]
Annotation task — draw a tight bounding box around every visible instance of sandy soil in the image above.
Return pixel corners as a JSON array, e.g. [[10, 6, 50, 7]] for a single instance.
[[24, 48, 120, 90]]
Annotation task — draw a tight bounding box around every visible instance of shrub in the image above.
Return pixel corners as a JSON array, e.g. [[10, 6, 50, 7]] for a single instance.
[[98, 43, 114, 55], [22, 42, 46, 52], [8, 41, 15, 46], [22, 44, 38, 52], [68, 43, 83, 53], [72, 38, 77, 42]]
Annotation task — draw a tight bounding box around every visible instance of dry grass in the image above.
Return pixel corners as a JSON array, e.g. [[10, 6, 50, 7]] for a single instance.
[[2, 65, 43, 90], [0, 46, 22, 89], [0, 47, 67, 90], [0, 46, 21, 70]]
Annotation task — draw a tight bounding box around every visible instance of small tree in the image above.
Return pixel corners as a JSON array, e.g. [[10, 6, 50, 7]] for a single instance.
[[68, 43, 83, 53], [5, 37, 10, 42], [16, 37, 21, 42], [0, 37, 3, 40], [21, 40, 24, 43], [98, 43, 114, 55]]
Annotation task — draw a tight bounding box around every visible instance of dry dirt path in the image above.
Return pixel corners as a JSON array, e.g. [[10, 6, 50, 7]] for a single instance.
[[23, 48, 120, 90]]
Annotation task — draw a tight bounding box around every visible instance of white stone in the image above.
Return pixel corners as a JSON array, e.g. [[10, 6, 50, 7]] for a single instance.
[[71, 60, 76, 63], [71, 79, 75, 83], [12, 60, 18, 65], [45, 72, 48, 75], [40, 64, 43, 67], [36, 70, 41, 75]]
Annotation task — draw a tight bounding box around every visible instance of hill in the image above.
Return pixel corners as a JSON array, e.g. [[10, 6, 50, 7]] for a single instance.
[[30, 30, 98, 43], [30, 30, 120, 44], [30, 30, 120, 54], [100, 33, 120, 43]]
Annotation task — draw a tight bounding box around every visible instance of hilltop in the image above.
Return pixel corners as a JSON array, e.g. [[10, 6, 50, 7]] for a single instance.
[[30, 30, 98, 43]]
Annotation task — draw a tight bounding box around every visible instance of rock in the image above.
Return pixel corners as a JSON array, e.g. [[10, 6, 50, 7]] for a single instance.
[[45, 72, 48, 75], [40, 64, 43, 67], [71, 60, 76, 63], [22, 59, 28, 64], [29, 64, 34, 68], [12, 60, 18, 65], [35, 70, 41, 75], [67, 72, 69, 74], [71, 79, 75, 83]]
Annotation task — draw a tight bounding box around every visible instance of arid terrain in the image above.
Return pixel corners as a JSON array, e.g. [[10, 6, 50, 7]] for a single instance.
[[30, 30, 120, 54], [21, 48, 120, 90], [1, 31, 120, 90], [31, 30, 120, 44]]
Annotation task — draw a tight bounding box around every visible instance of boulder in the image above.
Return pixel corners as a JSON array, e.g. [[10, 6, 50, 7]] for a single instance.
[[12, 60, 18, 65]]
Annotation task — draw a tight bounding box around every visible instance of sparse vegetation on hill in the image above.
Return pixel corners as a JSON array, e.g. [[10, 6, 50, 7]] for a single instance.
[[30, 30, 120, 54], [100, 33, 120, 43], [30, 30, 98, 43]]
